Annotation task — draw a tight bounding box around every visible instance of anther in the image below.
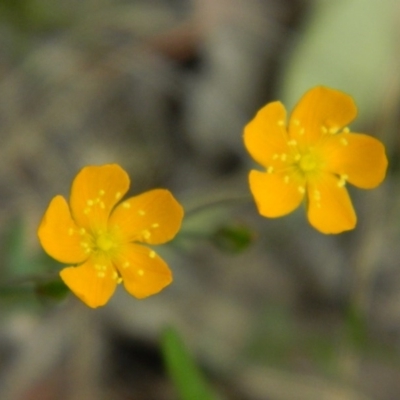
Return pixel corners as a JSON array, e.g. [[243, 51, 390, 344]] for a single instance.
[[137, 269, 144, 276], [115, 192, 121, 200], [281, 153, 287, 161], [68, 228, 74, 236], [138, 209, 146, 216], [293, 119, 300, 126], [298, 186, 305, 194], [343, 127, 350, 133], [123, 261, 130, 269], [299, 128, 305, 135], [87, 199, 94, 206], [340, 138, 348, 146], [151, 223, 159, 228], [97, 272, 106, 278], [277, 120, 285, 126], [321, 126, 328, 134], [284, 175, 290, 184], [338, 174, 348, 187], [288, 139, 297, 146], [272, 154, 279, 161], [142, 230, 151, 240], [99, 190, 105, 196], [149, 251, 156, 258], [123, 202, 131, 209], [267, 166, 274, 174], [314, 190, 321, 201]]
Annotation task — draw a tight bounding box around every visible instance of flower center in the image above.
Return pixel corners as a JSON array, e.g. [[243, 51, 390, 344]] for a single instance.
[[299, 153, 318, 172], [86, 229, 122, 258], [96, 234, 115, 252]]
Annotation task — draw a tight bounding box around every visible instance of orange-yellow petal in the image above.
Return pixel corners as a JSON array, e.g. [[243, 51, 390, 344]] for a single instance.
[[320, 132, 388, 189], [38, 195, 89, 264], [115, 243, 172, 299], [70, 164, 130, 231], [243, 101, 290, 167], [109, 189, 184, 245], [307, 174, 356, 234], [60, 259, 117, 308], [249, 170, 304, 218], [289, 86, 357, 144]]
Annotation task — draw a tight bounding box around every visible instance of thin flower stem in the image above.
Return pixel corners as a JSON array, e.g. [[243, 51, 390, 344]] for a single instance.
[[184, 193, 252, 217]]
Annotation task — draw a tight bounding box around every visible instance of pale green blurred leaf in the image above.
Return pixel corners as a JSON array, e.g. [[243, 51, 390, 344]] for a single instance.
[[281, 0, 397, 125]]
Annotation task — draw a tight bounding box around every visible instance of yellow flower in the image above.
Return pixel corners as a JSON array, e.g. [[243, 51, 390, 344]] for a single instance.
[[243, 86, 388, 234], [38, 164, 184, 308]]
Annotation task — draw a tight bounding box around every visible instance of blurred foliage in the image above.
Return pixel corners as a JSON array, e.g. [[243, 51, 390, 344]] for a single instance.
[[282, 0, 397, 126], [211, 223, 256, 254], [0, 216, 68, 308], [161, 327, 219, 400], [0, 0, 73, 32]]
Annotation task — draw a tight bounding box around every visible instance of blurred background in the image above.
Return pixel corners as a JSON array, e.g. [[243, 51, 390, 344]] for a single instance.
[[0, 0, 400, 399]]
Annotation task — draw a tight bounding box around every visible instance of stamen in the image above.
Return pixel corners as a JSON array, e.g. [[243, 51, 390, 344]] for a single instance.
[[293, 119, 300, 126], [321, 126, 328, 134], [272, 154, 279, 161], [99, 190, 105, 196], [115, 192, 122, 200], [267, 166, 274, 174], [343, 127, 350, 133], [137, 269, 144, 276], [123, 261, 130, 269], [299, 128, 305, 135], [142, 230, 151, 240], [79, 228, 86, 235], [87, 199, 94, 206], [151, 223, 159, 228], [314, 190, 321, 201], [68, 228, 74, 236], [284, 175, 290, 184], [338, 174, 348, 187], [149, 251, 156, 258], [117, 277, 123, 284], [298, 186, 305, 194], [294, 154, 301, 161], [277, 120, 285, 126], [329, 127, 338, 134], [122, 202, 131, 209], [97, 272, 106, 278], [340, 138, 348, 146], [281, 153, 287, 161], [84, 208, 91, 215], [288, 139, 297, 146], [138, 209, 146, 216]]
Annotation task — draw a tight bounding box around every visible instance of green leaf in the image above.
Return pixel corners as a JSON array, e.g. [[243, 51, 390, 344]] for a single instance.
[[281, 0, 397, 125], [161, 327, 219, 400], [344, 305, 368, 351], [35, 278, 69, 303], [211, 224, 255, 253], [1, 216, 29, 278]]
